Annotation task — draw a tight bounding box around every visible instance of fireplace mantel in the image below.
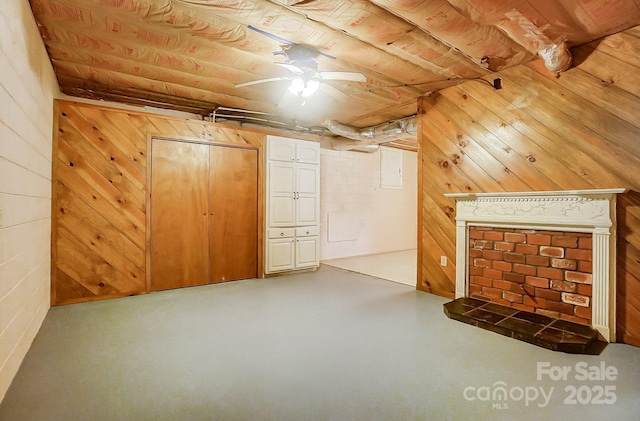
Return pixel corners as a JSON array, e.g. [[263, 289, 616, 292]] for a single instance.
[[445, 189, 625, 342]]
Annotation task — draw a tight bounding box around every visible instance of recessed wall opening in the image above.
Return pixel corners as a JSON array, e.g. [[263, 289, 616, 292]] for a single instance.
[[468, 226, 593, 326]]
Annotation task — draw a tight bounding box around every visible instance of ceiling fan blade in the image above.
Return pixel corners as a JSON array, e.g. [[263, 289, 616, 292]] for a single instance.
[[318, 72, 367, 82], [247, 25, 294, 45], [275, 62, 305, 75], [235, 77, 291, 88]]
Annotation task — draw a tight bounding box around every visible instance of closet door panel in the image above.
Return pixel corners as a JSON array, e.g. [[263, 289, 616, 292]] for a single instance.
[[210, 146, 258, 283], [151, 139, 209, 291]]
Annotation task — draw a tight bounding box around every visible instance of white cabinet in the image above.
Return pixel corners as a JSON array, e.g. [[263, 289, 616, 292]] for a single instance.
[[267, 161, 319, 227], [268, 135, 320, 164], [265, 136, 320, 274]]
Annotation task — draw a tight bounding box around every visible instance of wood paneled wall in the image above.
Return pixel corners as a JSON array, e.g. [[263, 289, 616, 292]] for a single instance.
[[52, 100, 266, 305], [417, 26, 640, 346]]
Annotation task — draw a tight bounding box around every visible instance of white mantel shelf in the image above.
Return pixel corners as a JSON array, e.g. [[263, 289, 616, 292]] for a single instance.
[[445, 188, 626, 199], [445, 188, 626, 342]]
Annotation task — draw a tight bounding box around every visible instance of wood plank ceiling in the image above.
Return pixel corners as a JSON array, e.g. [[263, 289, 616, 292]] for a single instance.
[[28, 0, 640, 150]]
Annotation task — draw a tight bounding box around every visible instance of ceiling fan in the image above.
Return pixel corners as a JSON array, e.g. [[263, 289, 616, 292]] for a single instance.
[[235, 26, 367, 97]]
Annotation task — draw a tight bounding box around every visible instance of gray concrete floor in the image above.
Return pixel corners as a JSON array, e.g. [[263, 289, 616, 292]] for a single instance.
[[1, 265, 639, 421]]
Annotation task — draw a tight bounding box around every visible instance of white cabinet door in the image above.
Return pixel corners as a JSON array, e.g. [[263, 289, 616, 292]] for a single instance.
[[268, 162, 295, 227], [296, 163, 319, 226], [296, 142, 320, 164], [267, 135, 319, 164], [267, 238, 296, 272], [296, 237, 319, 268], [268, 137, 296, 162]]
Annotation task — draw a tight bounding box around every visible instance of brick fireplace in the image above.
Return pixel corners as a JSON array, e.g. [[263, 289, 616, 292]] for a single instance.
[[468, 227, 593, 325], [445, 189, 624, 342]]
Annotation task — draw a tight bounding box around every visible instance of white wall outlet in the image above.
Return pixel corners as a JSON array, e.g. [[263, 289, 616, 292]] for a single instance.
[[440, 256, 447, 266]]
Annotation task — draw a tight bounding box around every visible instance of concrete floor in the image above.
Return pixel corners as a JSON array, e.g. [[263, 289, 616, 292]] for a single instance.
[[322, 249, 417, 287], [1, 265, 639, 420]]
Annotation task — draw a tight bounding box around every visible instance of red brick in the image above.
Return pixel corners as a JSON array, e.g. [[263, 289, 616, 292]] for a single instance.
[[493, 279, 514, 291], [473, 240, 494, 250], [516, 244, 539, 255], [469, 284, 483, 296], [484, 231, 504, 241], [504, 274, 524, 286], [493, 298, 514, 307], [517, 284, 535, 296], [551, 236, 578, 248], [578, 284, 592, 296], [550, 279, 577, 292], [483, 268, 503, 280], [483, 250, 504, 260], [524, 295, 546, 309], [473, 258, 491, 268], [512, 303, 535, 312], [547, 301, 574, 315], [514, 264, 537, 275], [470, 276, 493, 287], [536, 308, 560, 318], [469, 266, 484, 276], [579, 237, 593, 249], [469, 248, 484, 258], [538, 267, 563, 280], [565, 271, 592, 284], [566, 248, 592, 261], [527, 233, 551, 245], [579, 260, 592, 273], [575, 305, 592, 320], [560, 313, 590, 325], [493, 261, 512, 272], [535, 288, 561, 301], [525, 276, 550, 288], [482, 287, 502, 299], [494, 242, 514, 252], [470, 291, 488, 300], [561, 292, 590, 307], [536, 230, 561, 236], [540, 246, 564, 258], [504, 232, 526, 243], [469, 229, 485, 240], [551, 258, 577, 270], [504, 253, 526, 264], [503, 291, 523, 303], [526, 255, 550, 267]]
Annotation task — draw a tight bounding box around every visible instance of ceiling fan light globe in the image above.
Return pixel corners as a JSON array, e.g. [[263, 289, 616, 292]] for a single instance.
[[288, 78, 305, 95], [302, 79, 320, 97]]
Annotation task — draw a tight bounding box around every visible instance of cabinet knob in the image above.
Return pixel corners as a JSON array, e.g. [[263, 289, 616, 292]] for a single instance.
[[280, 233, 284, 236], [306, 231, 309, 234]]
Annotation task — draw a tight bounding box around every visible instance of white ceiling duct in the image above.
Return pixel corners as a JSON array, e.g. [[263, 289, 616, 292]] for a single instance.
[[324, 116, 417, 151]]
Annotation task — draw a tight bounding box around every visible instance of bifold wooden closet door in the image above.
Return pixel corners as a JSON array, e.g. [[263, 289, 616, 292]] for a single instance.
[[209, 145, 257, 283], [150, 139, 257, 291]]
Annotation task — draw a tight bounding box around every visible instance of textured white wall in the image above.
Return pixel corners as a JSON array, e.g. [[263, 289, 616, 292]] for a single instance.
[[0, 0, 59, 401], [319, 147, 417, 260]]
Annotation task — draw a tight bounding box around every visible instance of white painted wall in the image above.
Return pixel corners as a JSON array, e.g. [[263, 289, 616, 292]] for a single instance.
[[319, 147, 417, 260], [0, 0, 59, 401]]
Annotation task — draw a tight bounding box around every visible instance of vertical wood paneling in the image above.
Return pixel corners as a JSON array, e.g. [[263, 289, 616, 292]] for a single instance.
[[52, 100, 265, 305], [417, 26, 640, 346]]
